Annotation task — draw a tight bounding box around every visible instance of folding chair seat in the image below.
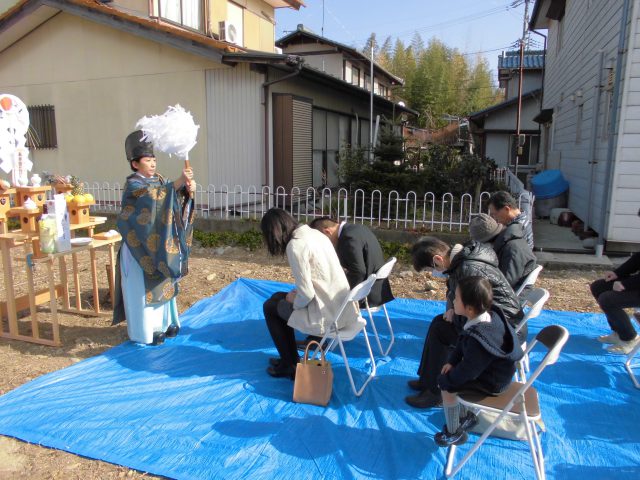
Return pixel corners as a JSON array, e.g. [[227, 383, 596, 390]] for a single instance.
[[515, 265, 544, 297], [313, 274, 378, 397], [444, 325, 569, 480], [625, 312, 640, 389], [363, 257, 397, 356], [514, 288, 550, 382]]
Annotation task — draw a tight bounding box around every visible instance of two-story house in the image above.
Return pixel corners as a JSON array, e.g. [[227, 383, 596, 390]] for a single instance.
[[468, 49, 544, 181], [0, 0, 412, 196], [531, 0, 640, 250]]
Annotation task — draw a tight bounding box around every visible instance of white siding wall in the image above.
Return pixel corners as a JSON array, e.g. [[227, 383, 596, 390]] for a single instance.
[[485, 134, 511, 167], [541, 0, 638, 242], [505, 71, 543, 100], [483, 97, 541, 131], [206, 64, 264, 188], [609, 2, 640, 243], [299, 53, 344, 79]]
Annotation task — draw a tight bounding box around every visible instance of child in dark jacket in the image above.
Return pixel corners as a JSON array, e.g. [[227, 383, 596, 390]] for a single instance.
[[435, 276, 524, 447]]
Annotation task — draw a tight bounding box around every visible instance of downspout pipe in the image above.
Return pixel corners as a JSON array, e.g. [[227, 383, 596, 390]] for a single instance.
[[600, 0, 632, 248], [585, 50, 605, 233], [261, 58, 304, 187]]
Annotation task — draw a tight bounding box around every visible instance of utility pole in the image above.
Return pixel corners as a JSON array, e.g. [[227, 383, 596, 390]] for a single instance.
[[515, 0, 530, 178], [370, 44, 374, 162]]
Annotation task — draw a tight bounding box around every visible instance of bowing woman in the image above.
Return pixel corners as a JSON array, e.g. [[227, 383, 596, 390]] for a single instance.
[[112, 130, 196, 345], [260, 208, 359, 379]]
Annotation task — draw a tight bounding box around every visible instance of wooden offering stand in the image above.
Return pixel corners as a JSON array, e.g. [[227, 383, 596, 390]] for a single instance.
[[14, 185, 51, 208], [69, 199, 95, 225], [0, 188, 15, 234], [0, 224, 120, 347]]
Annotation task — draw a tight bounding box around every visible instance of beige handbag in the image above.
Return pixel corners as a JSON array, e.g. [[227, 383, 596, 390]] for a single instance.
[[293, 341, 333, 406]]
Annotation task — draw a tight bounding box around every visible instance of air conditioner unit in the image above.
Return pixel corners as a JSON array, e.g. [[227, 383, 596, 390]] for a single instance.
[[218, 21, 239, 45]]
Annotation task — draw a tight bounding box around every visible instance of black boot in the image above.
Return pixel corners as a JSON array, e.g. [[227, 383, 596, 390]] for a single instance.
[[165, 324, 180, 338], [151, 332, 166, 346]]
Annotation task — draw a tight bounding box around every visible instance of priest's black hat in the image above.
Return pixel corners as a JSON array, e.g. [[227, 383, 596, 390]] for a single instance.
[[125, 130, 154, 162]]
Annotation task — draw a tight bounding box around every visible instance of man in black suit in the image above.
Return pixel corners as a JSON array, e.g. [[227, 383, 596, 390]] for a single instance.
[[309, 217, 394, 307]]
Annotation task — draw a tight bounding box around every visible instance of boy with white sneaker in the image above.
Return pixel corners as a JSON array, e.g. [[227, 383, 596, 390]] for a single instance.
[[590, 247, 640, 354]]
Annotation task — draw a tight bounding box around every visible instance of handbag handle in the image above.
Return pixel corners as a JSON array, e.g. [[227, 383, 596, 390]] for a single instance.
[[303, 340, 327, 365]]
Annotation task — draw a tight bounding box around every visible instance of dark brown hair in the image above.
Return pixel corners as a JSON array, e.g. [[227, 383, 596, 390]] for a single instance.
[[309, 216, 338, 230], [411, 236, 451, 271], [457, 276, 493, 314], [260, 208, 298, 256]]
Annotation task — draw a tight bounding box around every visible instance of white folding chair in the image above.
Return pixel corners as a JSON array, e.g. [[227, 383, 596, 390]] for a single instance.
[[363, 257, 397, 356], [313, 274, 378, 397], [515, 265, 544, 296], [515, 288, 550, 382], [444, 325, 569, 480], [625, 312, 640, 389]]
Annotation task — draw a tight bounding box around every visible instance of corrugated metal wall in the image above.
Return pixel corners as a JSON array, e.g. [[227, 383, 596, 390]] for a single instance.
[[206, 64, 264, 188], [292, 99, 312, 189]]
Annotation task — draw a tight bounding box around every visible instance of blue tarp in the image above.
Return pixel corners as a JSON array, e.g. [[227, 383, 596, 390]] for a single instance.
[[0, 278, 638, 479]]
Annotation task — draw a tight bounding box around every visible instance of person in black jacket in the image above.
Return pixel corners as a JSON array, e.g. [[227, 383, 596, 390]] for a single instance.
[[405, 237, 524, 409], [470, 213, 537, 292], [435, 276, 524, 446], [488, 191, 534, 250], [310, 217, 394, 306], [590, 250, 640, 354]]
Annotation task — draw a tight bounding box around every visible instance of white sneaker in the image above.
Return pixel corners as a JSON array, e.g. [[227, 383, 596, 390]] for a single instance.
[[597, 332, 621, 344], [606, 337, 640, 354]]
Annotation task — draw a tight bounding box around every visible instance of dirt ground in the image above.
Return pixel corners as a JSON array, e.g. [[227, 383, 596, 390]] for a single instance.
[[0, 245, 605, 479]]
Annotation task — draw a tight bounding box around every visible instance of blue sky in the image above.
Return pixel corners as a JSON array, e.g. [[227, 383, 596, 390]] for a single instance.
[[276, 0, 535, 82]]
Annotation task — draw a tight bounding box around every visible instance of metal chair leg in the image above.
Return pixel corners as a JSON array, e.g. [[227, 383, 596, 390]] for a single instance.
[[625, 339, 640, 389]]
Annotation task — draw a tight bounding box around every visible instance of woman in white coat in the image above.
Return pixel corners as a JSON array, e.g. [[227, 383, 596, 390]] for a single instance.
[[260, 208, 358, 379]]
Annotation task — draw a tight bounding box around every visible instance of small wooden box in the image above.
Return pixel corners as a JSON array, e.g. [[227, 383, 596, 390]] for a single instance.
[[0, 189, 14, 220], [9, 207, 41, 234], [69, 201, 93, 224], [15, 186, 51, 208]]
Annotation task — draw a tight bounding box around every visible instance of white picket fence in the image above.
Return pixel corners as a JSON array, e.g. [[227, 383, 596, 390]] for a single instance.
[[81, 178, 533, 233]]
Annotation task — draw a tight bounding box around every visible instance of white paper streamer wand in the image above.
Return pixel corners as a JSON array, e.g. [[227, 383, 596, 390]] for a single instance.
[[136, 104, 199, 198]]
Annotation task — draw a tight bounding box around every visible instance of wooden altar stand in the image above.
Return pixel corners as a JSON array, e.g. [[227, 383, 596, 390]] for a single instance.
[[0, 224, 120, 347]]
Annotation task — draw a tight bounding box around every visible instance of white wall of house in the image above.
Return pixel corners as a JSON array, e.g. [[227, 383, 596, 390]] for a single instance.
[[505, 71, 543, 100], [484, 134, 511, 167], [608, 0, 640, 243], [540, 0, 640, 243], [482, 98, 541, 131], [206, 64, 265, 189], [0, 13, 224, 186], [299, 53, 344, 79]]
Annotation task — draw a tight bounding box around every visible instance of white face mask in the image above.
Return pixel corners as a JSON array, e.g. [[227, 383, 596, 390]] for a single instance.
[[431, 269, 448, 279]]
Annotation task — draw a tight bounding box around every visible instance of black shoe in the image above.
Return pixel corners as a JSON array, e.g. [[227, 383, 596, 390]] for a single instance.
[[459, 411, 479, 432], [268, 357, 281, 367], [405, 390, 443, 409], [151, 332, 166, 346], [165, 324, 180, 338], [434, 426, 469, 447], [407, 379, 427, 391], [266, 364, 296, 380]]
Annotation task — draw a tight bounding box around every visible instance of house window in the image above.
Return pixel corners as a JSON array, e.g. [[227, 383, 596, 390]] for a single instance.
[[576, 103, 583, 144], [555, 18, 563, 54], [602, 90, 613, 139], [225, 1, 244, 46], [156, 0, 203, 31], [509, 134, 539, 167], [364, 74, 371, 92], [26, 105, 57, 149], [352, 66, 360, 86], [344, 61, 352, 83]]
